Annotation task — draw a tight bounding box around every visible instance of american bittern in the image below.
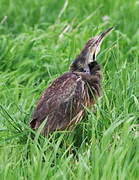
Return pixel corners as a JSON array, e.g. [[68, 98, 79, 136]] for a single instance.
[[30, 27, 113, 135]]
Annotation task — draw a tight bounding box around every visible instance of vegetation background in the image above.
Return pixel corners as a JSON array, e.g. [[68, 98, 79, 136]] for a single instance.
[[0, 0, 139, 179]]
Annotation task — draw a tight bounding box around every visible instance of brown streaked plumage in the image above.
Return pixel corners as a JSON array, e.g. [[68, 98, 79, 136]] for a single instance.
[[30, 27, 114, 135]]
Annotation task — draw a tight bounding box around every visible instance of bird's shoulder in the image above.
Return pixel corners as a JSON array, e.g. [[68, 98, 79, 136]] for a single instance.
[[33, 72, 85, 119], [42, 72, 83, 100]]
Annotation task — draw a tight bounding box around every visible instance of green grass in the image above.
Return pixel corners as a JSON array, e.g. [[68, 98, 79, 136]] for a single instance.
[[0, 0, 139, 179]]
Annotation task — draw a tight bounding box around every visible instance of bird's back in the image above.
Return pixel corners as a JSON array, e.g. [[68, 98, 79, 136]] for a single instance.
[[30, 72, 90, 135]]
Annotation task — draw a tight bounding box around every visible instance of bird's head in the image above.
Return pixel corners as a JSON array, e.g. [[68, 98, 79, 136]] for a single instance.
[[70, 27, 114, 73]]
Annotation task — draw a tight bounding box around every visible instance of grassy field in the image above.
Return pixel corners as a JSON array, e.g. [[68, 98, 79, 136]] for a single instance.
[[0, 0, 139, 179]]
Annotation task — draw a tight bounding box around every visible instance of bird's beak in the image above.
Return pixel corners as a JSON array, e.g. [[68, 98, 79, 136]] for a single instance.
[[97, 27, 114, 44], [70, 27, 114, 72], [86, 27, 114, 62]]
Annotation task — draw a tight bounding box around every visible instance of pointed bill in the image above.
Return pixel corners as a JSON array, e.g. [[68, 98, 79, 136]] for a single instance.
[[87, 27, 114, 61], [70, 27, 114, 71], [96, 27, 114, 45]]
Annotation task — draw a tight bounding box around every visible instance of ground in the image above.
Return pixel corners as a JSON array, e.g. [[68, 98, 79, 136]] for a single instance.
[[0, 0, 139, 179]]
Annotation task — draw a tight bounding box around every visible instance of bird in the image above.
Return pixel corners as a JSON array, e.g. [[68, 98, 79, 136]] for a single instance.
[[30, 27, 114, 136]]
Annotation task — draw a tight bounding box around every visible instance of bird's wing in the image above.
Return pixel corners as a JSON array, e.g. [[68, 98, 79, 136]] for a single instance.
[[30, 72, 87, 134]]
